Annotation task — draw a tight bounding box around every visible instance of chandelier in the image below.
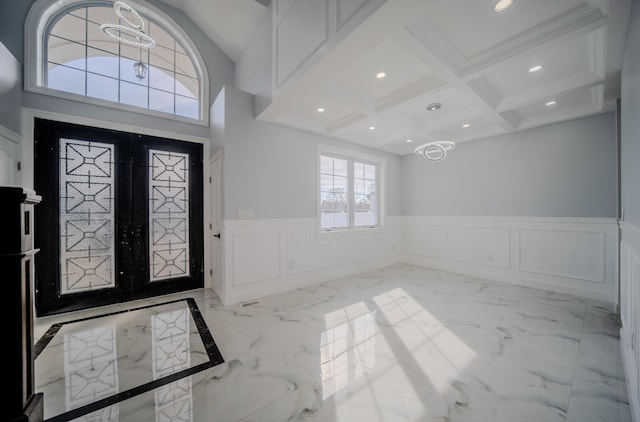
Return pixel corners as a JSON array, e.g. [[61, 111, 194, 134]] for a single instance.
[[101, 1, 155, 80], [414, 141, 455, 162]]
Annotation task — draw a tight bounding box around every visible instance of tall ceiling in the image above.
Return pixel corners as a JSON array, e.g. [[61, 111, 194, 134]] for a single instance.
[[159, 0, 631, 156], [157, 0, 269, 62]]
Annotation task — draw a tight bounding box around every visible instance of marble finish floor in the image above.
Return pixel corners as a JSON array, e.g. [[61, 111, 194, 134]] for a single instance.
[[34, 264, 631, 421]]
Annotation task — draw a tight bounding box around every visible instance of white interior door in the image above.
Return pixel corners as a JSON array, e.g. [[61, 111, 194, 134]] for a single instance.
[[210, 152, 222, 297]]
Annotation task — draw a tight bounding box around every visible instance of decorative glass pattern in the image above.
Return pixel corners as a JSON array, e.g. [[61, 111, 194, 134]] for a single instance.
[[152, 308, 193, 422], [60, 138, 115, 294], [149, 149, 190, 281], [63, 325, 119, 411]]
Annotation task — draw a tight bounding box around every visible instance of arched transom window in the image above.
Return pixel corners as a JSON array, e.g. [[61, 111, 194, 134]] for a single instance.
[[26, 0, 208, 122]]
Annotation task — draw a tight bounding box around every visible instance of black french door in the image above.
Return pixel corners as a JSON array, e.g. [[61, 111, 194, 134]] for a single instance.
[[34, 118, 203, 316]]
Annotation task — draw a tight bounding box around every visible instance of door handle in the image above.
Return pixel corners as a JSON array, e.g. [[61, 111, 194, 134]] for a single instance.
[[213, 233, 221, 238]]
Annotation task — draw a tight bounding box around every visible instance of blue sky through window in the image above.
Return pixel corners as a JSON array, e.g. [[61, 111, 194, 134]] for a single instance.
[[49, 56, 199, 119], [45, 4, 201, 120]]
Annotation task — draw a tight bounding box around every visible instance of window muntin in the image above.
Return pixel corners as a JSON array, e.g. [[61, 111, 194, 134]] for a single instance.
[[320, 152, 379, 231], [353, 161, 377, 227], [44, 4, 201, 120]]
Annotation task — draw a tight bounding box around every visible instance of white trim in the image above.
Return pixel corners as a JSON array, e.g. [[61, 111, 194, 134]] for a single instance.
[[316, 143, 387, 236], [219, 216, 403, 305], [23, 107, 208, 144], [403, 216, 619, 303], [21, 106, 209, 189], [0, 124, 22, 144], [621, 332, 640, 422], [622, 220, 640, 253], [403, 215, 619, 225], [620, 221, 640, 422], [517, 227, 606, 283], [24, 0, 210, 126], [26, 86, 208, 127], [208, 150, 223, 297], [217, 215, 618, 306]]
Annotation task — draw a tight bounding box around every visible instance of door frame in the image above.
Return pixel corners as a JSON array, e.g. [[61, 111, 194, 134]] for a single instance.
[[209, 150, 222, 297], [34, 118, 205, 315], [23, 108, 210, 315]]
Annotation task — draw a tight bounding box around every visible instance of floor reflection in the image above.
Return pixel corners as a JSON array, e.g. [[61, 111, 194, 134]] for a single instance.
[[321, 302, 377, 400], [63, 324, 119, 413], [152, 308, 193, 422], [34, 298, 222, 421]]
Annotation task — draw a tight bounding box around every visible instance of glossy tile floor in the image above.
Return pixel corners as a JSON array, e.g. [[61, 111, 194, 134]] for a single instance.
[[34, 264, 631, 421]]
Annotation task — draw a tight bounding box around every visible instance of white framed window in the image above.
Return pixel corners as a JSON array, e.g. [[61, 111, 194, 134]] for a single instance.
[[24, 0, 209, 125], [318, 145, 385, 232]]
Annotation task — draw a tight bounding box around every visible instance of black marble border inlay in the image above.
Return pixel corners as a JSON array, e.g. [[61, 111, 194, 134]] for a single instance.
[[34, 298, 224, 422]]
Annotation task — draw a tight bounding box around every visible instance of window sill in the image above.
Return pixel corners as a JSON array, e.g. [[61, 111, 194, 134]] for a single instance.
[[315, 224, 388, 244]]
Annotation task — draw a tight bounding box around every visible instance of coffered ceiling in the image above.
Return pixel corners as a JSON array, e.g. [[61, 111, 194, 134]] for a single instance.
[[160, 0, 631, 156]]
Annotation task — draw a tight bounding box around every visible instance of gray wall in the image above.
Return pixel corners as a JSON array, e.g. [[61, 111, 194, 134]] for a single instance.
[[0, 43, 23, 134], [621, 0, 640, 228], [402, 112, 618, 218], [217, 86, 402, 220]]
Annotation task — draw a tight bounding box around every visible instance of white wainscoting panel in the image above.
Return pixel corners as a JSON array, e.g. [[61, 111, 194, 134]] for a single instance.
[[286, 226, 334, 275], [231, 230, 281, 286], [453, 226, 511, 269], [405, 224, 447, 259], [620, 221, 640, 422], [519, 228, 605, 283], [404, 216, 619, 303], [221, 217, 402, 305], [221, 216, 617, 306]]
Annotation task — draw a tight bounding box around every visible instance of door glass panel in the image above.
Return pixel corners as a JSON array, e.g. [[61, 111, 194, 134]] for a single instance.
[[59, 138, 115, 294], [149, 149, 190, 281]]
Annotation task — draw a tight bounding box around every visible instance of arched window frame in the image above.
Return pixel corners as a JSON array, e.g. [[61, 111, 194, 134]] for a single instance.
[[24, 0, 210, 126]]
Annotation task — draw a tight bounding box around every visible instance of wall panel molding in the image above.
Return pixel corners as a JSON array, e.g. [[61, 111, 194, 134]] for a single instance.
[[404, 224, 447, 259], [403, 216, 618, 303], [452, 225, 511, 269], [518, 228, 605, 283], [219, 216, 618, 306], [220, 217, 402, 305]]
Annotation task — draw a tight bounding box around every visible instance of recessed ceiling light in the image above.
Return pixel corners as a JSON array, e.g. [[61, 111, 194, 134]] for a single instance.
[[462, 123, 470, 128], [426, 103, 441, 112], [545, 100, 557, 106], [376, 72, 386, 79], [529, 65, 543, 73], [316, 107, 325, 113], [369, 126, 376, 130], [494, 0, 513, 12], [405, 139, 413, 143]]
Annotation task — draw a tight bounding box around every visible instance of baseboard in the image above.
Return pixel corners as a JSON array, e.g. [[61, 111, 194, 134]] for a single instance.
[[222, 254, 403, 306]]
